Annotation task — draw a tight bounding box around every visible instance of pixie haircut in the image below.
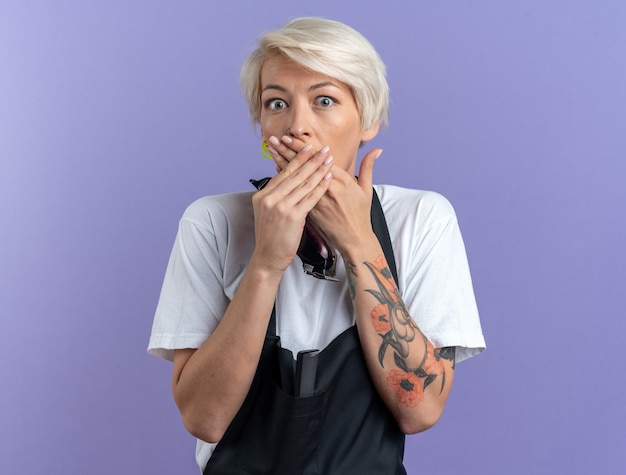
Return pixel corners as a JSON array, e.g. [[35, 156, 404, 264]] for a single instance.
[[240, 17, 389, 131]]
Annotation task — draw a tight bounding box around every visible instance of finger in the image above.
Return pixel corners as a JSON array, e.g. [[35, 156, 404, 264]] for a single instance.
[[260, 143, 313, 193], [267, 135, 307, 171], [282, 147, 332, 199], [274, 135, 315, 161], [280, 135, 308, 153], [263, 145, 332, 198], [267, 145, 289, 171], [270, 157, 334, 216], [268, 136, 298, 161], [294, 168, 333, 213], [357, 148, 383, 189], [275, 143, 314, 183]]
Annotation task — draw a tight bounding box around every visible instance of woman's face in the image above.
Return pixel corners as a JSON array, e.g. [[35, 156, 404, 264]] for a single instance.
[[259, 55, 379, 173]]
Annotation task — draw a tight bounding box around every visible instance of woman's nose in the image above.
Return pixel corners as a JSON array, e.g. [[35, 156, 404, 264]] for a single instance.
[[287, 103, 312, 138]]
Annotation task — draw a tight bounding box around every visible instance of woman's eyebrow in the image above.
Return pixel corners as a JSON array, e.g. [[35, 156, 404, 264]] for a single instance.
[[261, 81, 342, 93], [262, 84, 287, 93], [309, 81, 341, 91]]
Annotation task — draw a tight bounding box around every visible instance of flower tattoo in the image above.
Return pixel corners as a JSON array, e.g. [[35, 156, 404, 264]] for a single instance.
[[362, 255, 455, 406], [370, 303, 391, 332], [387, 369, 424, 408]]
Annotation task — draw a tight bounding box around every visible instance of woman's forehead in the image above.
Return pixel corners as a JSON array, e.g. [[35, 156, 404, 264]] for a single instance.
[[260, 55, 349, 92]]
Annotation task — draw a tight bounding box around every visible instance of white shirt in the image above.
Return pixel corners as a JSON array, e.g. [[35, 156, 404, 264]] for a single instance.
[[148, 184, 486, 470]]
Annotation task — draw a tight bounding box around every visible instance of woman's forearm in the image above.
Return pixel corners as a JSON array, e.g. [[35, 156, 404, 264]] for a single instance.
[[172, 146, 334, 443], [343, 234, 455, 434], [171, 256, 283, 443]]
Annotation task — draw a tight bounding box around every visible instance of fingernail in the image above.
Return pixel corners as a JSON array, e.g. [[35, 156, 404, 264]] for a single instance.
[[324, 155, 334, 165], [324, 172, 332, 181], [375, 149, 383, 159], [320, 145, 330, 154], [282, 135, 293, 144], [268, 146, 278, 155], [302, 144, 312, 153], [269, 136, 280, 146]]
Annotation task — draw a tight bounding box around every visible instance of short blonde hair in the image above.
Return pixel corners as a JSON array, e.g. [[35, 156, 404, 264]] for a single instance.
[[240, 17, 389, 131]]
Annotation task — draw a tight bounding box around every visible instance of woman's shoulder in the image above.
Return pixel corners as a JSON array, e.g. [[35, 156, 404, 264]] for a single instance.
[[179, 191, 255, 231], [373, 184, 456, 222]]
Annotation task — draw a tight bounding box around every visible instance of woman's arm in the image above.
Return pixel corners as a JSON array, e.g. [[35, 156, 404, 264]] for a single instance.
[[343, 239, 455, 434], [172, 261, 282, 443], [316, 154, 455, 433], [171, 145, 334, 443], [271, 138, 454, 433]]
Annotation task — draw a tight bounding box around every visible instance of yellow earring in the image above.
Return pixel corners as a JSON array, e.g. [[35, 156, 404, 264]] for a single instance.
[[260, 141, 272, 159]]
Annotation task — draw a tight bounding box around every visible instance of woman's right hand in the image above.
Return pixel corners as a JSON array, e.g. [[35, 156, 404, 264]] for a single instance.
[[251, 139, 334, 274]]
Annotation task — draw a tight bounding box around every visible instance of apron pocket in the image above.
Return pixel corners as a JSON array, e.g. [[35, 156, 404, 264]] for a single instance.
[[234, 384, 326, 475]]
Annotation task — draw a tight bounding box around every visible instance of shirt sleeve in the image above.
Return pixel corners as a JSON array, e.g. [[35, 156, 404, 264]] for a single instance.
[[385, 188, 486, 363], [147, 200, 230, 362]]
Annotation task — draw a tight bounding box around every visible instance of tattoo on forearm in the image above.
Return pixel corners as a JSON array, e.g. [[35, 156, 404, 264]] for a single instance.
[[362, 255, 456, 407], [345, 260, 357, 300]]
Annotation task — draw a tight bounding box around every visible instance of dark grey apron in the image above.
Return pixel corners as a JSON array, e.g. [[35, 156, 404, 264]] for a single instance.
[[204, 190, 406, 474]]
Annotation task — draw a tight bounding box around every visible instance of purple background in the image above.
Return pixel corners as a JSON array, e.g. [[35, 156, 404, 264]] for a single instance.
[[2, 1, 624, 473]]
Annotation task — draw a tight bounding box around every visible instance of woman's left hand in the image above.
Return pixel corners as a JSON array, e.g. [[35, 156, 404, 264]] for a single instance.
[[266, 136, 382, 256]]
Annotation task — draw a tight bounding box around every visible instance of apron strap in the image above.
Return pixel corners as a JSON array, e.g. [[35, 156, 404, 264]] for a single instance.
[[371, 187, 398, 285], [268, 187, 396, 337]]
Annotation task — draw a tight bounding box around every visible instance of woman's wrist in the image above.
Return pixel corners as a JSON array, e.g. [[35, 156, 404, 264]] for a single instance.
[[338, 231, 382, 265], [246, 253, 288, 286]]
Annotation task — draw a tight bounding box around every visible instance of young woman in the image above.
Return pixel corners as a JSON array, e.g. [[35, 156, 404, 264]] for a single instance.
[[149, 17, 485, 474]]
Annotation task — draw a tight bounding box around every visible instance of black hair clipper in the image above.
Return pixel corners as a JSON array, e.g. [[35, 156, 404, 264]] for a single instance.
[[250, 177, 339, 281]]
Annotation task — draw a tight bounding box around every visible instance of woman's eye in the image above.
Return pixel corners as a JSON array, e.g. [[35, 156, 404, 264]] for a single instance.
[[267, 99, 287, 111], [315, 96, 335, 107]]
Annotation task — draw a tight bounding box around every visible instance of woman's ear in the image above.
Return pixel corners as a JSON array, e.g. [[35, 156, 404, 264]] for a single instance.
[[360, 121, 381, 143]]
